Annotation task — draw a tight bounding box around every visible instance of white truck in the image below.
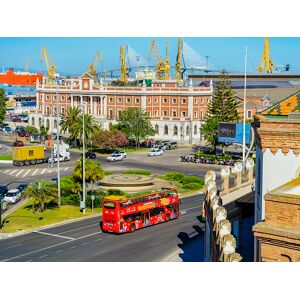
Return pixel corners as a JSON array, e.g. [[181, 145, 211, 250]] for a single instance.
[[49, 142, 70, 163]]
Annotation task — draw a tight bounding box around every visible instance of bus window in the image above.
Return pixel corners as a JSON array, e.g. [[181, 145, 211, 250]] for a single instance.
[[103, 201, 116, 209]]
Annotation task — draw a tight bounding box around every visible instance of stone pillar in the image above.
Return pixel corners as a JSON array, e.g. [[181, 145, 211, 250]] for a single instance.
[[220, 234, 236, 262], [221, 167, 230, 193], [90, 96, 93, 114], [233, 162, 243, 187], [71, 95, 74, 107], [246, 158, 255, 182]]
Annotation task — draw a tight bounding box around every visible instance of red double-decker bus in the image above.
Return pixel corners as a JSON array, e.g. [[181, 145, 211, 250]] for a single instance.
[[101, 188, 180, 233]]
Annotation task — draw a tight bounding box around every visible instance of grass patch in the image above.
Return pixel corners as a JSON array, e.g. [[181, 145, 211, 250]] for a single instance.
[[104, 170, 113, 175], [0, 154, 12, 160], [0, 199, 102, 233], [122, 170, 152, 175]]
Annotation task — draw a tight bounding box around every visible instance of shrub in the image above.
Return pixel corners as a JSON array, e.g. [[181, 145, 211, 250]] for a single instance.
[[182, 182, 203, 190], [61, 194, 80, 206], [122, 170, 151, 176], [106, 189, 126, 196], [180, 176, 204, 185], [164, 172, 185, 181], [85, 194, 103, 209], [104, 171, 113, 175]]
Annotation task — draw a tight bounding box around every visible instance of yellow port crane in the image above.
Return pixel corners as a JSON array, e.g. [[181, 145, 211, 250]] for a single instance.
[[41, 48, 57, 80], [148, 40, 171, 80], [119, 45, 128, 83], [257, 37, 274, 74], [87, 51, 103, 76], [175, 38, 183, 83]]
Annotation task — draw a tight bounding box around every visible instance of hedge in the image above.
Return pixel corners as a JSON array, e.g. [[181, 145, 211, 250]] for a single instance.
[[122, 170, 152, 176], [180, 176, 204, 185], [163, 172, 185, 181], [182, 182, 203, 190], [194, 151, 233, 161]]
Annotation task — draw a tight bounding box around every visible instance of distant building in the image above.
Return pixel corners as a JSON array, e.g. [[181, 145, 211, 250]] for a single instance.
[[29, 74, 213, 144], [252, 89, 300, 261]]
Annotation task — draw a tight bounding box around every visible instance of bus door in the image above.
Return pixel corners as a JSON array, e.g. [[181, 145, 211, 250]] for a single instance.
[[143, 211, 150, 227]]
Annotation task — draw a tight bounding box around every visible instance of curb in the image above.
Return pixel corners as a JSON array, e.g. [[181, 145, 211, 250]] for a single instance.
[[0, 212, 102, 240], [0, 160, 12, 164]]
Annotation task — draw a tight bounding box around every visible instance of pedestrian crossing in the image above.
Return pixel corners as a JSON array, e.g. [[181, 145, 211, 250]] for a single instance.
[[0, 167, 71, 178]]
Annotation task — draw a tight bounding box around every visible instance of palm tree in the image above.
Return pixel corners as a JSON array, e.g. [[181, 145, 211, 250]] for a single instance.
[[68, 114, 100, 146], [23, 180, 57, 212], [60, 107, 81, 134]]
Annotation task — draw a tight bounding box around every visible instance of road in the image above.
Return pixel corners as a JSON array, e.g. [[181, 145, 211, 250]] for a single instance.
[[0, 193, 204, 262]]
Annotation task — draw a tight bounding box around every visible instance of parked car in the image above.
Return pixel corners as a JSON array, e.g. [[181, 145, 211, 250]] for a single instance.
[[13, 140, 24, 147], [15, 126, 25, 133], [168, 141, 178, 150], [12, 116, 22, 122], [112, 150, 127, 158], [16, 183, 29, 193], [1, 126, 14, 133], [107, 153, 124, 162], [3, 189, 21, 204], [0, 185, 8, 197], [148, 149, 164, 156], [1, 122, 9, 127], [81, 151, 96, 159], [18, 132, 30, 138]]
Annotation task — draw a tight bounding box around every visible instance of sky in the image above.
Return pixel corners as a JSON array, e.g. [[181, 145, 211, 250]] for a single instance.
[[0, 37, 300, 75]]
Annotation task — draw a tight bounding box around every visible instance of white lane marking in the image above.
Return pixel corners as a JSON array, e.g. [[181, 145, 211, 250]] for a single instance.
[[3, 243, 22, 250], [48, 170, 52, 174], [38, 254, 49, 259], [81, 242, 89, 246], [26, 259, 33, 262], [4, 170, 10, 173], [16, 170, 24, 177], [22, 169, 32, 178], [93, 250, 107, 256], [185, 205, 201, 211], [94, 238, 102, 242], [32, 169, 39, 176], [33, 231, 75, 240], [41, 168, 46, 174], [181, 210, 187, 215], [57, 223, 97, 235], [69, 246, 77, 250], [2, 231, 102, 262], [9, 169, 18, 175], [55, 250, 64, 254]]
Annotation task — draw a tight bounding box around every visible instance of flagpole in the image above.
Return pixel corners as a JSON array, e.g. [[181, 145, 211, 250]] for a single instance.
[[243, 46, 247, 169]]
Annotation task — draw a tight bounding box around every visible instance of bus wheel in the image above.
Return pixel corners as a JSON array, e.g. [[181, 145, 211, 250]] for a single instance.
[[129, 224, 136, 233], [165, 214, 170, 222], [25, 160, 30, 166]]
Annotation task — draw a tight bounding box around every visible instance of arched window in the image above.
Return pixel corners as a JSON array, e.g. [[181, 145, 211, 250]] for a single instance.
[[39, 118, 42, 126], [46, 119, 50, 129], [194, 125, 197, 135], [31, 117, 35, 126], [186, 126, 190, 136], [155, 125, 159, 134], [164, 125, 168, 135], [54, 119, 57, 128], [109, 123, 113, 130], [174, 125, 178, 136]]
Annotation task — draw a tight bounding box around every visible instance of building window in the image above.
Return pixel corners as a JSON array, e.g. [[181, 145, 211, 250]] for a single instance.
[[61, 107, 65, 115], [46, 107, 50, 115], [54, 107, 57, 114], [118, 109, 122, 119], [46, 119, 50, 129], [126, 98, 131, 103], [164, 125, 168, 135], [109, 109, 113, 119], [182, 98, 186, 104], [148, 111, 152, 117], [31, 117, 35, 126], [135, 98, 140, 104], [109, 97, 113, 103], [163, 98, 168, 104], [118, 98, 122, 103], [154, 110, 158, 117], [194, 125, 197, 135], [61, 96, 65, 100], [186, 126, 190, 136], [172, 110, 177, 117], [163, 110, 168, 116], [247, 110, 252, 119], [155, 98, 158, 104], [172, 98, 176, 104], [54, 119, 57, 128], [40, 94, 42, 99], [38, 118, 42, 126], [53, 96, 56, 100], [194, 98, 197, 104], [181, 111, 186, 117], [200, 111, 203, 120], [46, 95, 49, 100], [174, 125, 178, 136], [155, 125, 159, 134], [200, 98, 203, 104], [148, 98, 151, 104], [207, 98, 210, 103], [194, 111, 198, 118]]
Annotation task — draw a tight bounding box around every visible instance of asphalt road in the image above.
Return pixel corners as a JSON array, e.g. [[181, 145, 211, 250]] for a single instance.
[[0, 193, 204, 262]]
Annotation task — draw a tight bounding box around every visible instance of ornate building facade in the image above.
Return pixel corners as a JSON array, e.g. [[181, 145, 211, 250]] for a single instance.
[[29, 73, 213, 144]]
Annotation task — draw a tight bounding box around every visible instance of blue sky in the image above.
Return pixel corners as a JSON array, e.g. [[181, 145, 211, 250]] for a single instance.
[[0, 37, 300, 75]]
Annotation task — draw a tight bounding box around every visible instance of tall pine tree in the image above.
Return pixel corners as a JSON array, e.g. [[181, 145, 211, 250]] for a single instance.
[[0, 88, 7, 127], [201, 70, 239, 152]]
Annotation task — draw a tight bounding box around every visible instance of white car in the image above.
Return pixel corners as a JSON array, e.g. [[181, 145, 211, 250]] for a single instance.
[[4, 189, 21, 204], [107, 153, 124, 162], [48, 155, 69, 163], [111, 150, 127, 158], [148, 149, 164, 156]]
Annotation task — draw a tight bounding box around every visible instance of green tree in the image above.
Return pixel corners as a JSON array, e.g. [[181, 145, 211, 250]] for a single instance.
[[39, 124, 49, 137], [201, 70, 239, 153], [68, 114, 100, 146], [0, 89, 6, 127], [60, 107, 81, 134], [92, 129, 128, 150], [118, 107, 155, 148], [25, 125, 39, 134], [73, 159, 104, 192], [23, 179, 57, 212]]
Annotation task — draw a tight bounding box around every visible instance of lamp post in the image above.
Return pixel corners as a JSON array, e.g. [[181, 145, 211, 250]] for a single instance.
[[55, 78, 61, 206], [91, 194, 95, 212]]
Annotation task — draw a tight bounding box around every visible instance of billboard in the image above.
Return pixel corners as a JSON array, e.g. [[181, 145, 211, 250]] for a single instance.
[[218, 122, 251, 144]]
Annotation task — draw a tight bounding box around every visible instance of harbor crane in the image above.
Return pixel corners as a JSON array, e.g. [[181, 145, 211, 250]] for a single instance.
[[41, 48, 57, 80], [87, 51, 103, 76], [175, 38, 184, 83], [148, 40, 171, 80], [257, 37, 274, 74], [119, 45, 129, 83]]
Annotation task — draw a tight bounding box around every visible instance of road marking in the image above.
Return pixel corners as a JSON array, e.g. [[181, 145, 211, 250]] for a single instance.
[[81, 242, 89, 246], [38, 254, 49, 259], [64, 167, 69, 171], [33, 231, 75, 240], [94, 238, 102, 242], [55, 250, 64, 254], [41, 168, 46, 174], [181, 210, 187, 215], [93, 250, 107, 256], [3, 243, 22, 250], [22, 169, 32, 178], [32, 169, 39, 176], [186, 205, 201, 211], [69, 246, 77, 250], [16, 170, 24, 177], [57, 223, 97, 235], [48, 170, 52, 174], [9, 169, 17, 175], [4, 169, 10, 173], [26, 259, 33, 262]]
